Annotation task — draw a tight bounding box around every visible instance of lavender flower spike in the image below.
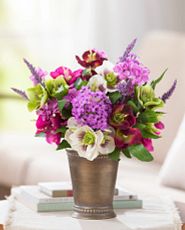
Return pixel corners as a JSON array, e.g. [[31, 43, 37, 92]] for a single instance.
[[23, 59, 45, 87], [119, 38, 137, 63], [11, 87, 28, 100], [161, 80, 177, 103]]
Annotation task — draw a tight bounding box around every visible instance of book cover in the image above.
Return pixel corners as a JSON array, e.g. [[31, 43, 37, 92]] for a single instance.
[[13, 186, 142, 212]]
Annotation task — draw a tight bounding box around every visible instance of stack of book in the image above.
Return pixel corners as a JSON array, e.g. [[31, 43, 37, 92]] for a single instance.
[[13, 182, 142, 212]]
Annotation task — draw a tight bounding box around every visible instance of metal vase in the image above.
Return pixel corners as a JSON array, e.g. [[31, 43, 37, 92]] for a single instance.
[[67, 150, 119, 220]]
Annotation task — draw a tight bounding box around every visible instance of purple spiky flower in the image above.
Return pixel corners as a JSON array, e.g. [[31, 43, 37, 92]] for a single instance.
[[24, 59, 46, 87], [161, 80, 177, 103], [119, 38, 137, 63], [11, 87, 28, 100]]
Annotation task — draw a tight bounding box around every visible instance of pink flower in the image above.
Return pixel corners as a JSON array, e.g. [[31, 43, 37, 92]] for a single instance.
[[50, 66, 82, 85], [142, 138, 154, 152], [155, 121, 165, 130], [46, 131, 61, 145]]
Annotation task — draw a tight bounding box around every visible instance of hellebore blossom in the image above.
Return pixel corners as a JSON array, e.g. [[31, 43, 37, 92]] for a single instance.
[[76, 49, 107, 69], [65, 119, 115, 160], [115, 128, 142, 149], [26, 84, 48, 112], [87, 75, 107, 92], [136, 84, 164, 109], [45, 77, 69, 99], [109, 104, 136, 130]]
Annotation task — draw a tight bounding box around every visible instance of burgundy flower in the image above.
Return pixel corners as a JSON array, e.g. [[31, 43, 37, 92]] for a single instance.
[[109, 104, 136, 130], [75, 49, 107, 69], [115, 128, 142, 149]]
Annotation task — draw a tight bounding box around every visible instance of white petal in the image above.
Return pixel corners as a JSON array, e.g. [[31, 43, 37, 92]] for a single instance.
[[67, 117, 79, 129], [87, 75, 107, 92], [98, 135, 115, 155], [96, 61, 114, 75]]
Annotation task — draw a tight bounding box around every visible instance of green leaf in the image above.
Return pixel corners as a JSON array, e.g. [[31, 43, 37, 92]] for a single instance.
[[108, 148, 120, 161], [57, 99, 66, 114], [127, 100, 139, 113], [127, 144, 154, 162], [56, 140, 71, 150], [135, 124, 160, 139], [35, 132, 45, 137], [62, 104, 72, 119], [74, 78, 87, 90], [138, 110, 159, 123], [56, 127, 68, 134], [122, 148, 132, 158], [108, 91, 122, 104], [151, 68, 168, 89]]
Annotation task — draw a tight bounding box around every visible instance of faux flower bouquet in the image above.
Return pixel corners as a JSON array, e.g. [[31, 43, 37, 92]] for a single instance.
[[12, 39, 176, 161]]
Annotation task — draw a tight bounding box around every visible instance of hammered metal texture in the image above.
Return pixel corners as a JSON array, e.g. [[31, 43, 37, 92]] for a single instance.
[[67, 150, 119, 219]]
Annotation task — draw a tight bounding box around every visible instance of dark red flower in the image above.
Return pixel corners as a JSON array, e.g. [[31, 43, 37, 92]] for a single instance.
[[115, 128, 142, 149], [76, 49, 107, 69], [109, 104, 136, 130]]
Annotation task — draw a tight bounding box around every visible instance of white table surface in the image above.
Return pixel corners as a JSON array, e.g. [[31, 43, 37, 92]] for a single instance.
[[0, 197, 182, 230]]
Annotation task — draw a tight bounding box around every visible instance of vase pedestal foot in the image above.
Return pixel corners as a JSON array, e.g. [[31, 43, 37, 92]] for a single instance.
[[72, 205, 116, 220]]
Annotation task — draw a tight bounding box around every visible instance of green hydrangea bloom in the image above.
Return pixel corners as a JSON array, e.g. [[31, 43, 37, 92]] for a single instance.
[[26, 84, 48, 112], [136, 85, 164, 109], [45, 77, 69, 99]]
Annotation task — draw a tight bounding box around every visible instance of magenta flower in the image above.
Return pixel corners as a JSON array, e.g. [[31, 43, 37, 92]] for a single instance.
[[50, 66, 82, 85], [30, 67, 47, 85], [76, 49, 107, 69], [115, 128, 142, 149], [142, 138, 154, 152], [36, 99, 67, 145], [72, 86, 112, 130], [114, 54, 149, 86], [109, 104, 136, 130], [155, 121, 165, 130]]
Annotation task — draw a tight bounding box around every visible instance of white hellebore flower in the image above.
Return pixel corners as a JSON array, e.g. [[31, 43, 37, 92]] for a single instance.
[[65, 126, 104, 161], [96, 61, 115, 75], [87, 75, 107, 92], [65, 121, 116, 161]]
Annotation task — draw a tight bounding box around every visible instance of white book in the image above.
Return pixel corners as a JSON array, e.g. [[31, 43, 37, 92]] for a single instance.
[[38, 181, 119, 197], [38, 181, 73, 197], [13, 187, 142, 212]]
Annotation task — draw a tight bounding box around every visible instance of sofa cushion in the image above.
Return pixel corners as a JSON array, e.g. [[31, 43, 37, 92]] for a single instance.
[[159, 114, 185, 191]]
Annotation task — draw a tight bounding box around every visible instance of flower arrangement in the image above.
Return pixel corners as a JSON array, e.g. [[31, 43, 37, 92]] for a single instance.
[[12, 39, 176, 161]]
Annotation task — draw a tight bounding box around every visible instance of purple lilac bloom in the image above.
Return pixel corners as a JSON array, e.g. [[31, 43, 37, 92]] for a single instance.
[[114, 54, 149, 86], [119, 38, 137, 63], [72, 86, 112, 130], [117, 79, 134, 97], [161, 80, 177, 103]]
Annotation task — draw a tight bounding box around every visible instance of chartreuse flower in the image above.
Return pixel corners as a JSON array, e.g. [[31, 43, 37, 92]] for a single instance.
[[45, 77, 69, 99], [26, 84, 48, 111], [136, 84, 164, 109], [105, 72, 117, 87]]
